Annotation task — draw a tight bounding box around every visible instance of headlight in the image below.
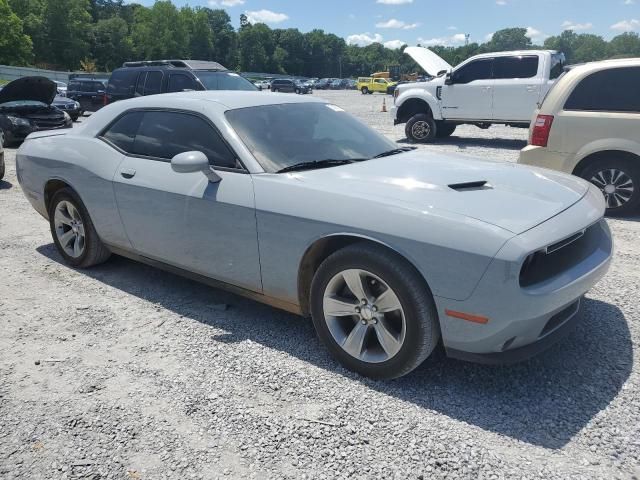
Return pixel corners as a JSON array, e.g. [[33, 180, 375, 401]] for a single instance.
[[6, 115, 31, 127], [62, 111, 71, 121], [74, 101, 80, 109]]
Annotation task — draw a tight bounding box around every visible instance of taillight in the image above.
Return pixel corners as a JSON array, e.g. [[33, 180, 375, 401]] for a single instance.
[[530, 114, 554, 147], [103, 93, 108, 106]]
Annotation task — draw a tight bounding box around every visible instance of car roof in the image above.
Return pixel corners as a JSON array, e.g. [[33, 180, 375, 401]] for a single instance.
[[76, 91, 328, 138], [471, 49, 558, 60]]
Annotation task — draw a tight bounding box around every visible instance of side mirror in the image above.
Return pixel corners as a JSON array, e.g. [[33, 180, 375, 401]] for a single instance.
[[444, 71, 454, 85], [171, 151, 221, 183]]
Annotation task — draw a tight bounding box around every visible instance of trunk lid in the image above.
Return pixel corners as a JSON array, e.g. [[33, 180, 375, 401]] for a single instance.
[[404, 47, 453, 76], [0, 76, 57, 105], [294, 151, 589, 235]]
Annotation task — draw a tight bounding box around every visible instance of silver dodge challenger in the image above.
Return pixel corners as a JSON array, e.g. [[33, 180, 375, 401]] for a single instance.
[[16, 91, 613, 379]]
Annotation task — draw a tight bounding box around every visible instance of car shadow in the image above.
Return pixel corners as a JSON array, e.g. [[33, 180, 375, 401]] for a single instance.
[[398, 136, 528, 151], [0, 180, 13, 190], [36, 244, 632, 450]]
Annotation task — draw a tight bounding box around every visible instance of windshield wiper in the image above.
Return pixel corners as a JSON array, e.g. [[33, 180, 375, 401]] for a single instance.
[[277, 159, 362, 173], [373, 146, 417, 159]]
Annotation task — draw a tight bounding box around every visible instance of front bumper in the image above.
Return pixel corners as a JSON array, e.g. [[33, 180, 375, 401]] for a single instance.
[[436, 185, 613, 363], [4, 120, 72, 144]]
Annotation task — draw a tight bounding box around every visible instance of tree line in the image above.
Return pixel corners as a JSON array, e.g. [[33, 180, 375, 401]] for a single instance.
[[1, 0, 640, 77]]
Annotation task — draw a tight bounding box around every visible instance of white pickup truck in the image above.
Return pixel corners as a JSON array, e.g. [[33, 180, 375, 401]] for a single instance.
[[391, 47, 566, 142]]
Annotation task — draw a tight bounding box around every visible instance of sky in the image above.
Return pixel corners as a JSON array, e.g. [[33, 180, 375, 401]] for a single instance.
[[129, 0, 640, 49]]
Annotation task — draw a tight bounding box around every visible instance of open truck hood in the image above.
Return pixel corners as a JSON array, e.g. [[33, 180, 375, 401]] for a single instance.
[[0, 76, 57, 105], [404, 47, 453, 77]]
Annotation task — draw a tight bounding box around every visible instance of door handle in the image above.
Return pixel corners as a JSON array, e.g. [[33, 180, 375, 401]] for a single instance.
[[526, 85, 537, 92], [120, 168, 136, 179], [482, 86, 492, 91]]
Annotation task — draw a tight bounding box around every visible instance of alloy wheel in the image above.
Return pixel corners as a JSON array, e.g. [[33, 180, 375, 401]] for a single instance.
[[411, 121, 431, 140], [322, 269, 406, 363], [54, 200, 86, 258], [590, 168, 634, 209]]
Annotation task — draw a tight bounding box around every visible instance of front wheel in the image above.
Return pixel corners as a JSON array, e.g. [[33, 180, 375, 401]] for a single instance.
[[361, 87, 368, 94], [579, 156, 640, 216], [49, 188, 111, 268], [405, 114, 437, 143], [310, 243, 440, 379]]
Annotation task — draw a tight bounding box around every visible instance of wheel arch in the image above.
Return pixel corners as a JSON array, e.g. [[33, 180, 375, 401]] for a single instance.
[[572, 149, 640, 176], [297, 233, 435, 317], [44, 178, 76, 219]]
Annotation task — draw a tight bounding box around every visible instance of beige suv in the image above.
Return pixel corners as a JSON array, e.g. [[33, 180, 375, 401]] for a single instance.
[[519, 58, 640, 215]]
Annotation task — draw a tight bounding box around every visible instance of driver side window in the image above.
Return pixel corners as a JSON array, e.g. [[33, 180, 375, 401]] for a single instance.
[[452, 59, 493, 84]]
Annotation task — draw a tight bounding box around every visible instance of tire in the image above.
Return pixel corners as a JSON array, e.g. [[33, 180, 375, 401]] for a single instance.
[[435, 122, 457, 139], [578, 155, 640, 216], [367, 90, 373, 95], [0, 155, 4, 181], [361, 87, 369, 94], [48, 188, 111, 268], [405, 114, 437, 143], [310, 242, 440, 379], [295, 88, 301, 94]]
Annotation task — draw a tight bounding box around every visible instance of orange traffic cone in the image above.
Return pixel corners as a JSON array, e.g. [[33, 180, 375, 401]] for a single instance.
[[382, 97, 387, 113]]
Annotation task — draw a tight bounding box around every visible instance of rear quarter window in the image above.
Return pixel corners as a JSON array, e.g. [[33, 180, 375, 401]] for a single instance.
[[107, 69, 139, 95], [564, 67, 640, 113], [100, 111, 144, 152]]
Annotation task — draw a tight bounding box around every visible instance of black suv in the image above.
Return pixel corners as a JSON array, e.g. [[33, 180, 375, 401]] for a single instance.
[[270, 78, 312, 94], [105, 59, 257, 105], [67, 79, 107, 113]]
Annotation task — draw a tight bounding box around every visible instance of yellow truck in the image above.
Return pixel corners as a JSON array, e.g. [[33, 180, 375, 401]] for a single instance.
[[356, 77, 397, 94]]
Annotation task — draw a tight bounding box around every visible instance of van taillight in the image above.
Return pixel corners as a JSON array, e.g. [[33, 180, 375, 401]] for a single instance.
[[530, 114, 554, 147]]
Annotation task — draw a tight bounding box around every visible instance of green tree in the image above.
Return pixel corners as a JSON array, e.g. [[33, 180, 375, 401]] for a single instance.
[[91, 16, 131, 71], [130, 0, 188, 59], [487, 28, 532, 51], [608, 32, 640, 58], [238, 23, 274, 72], [0, 0, 33, 65]]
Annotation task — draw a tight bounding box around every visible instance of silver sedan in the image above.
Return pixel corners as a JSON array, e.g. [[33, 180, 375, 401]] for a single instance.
[[16, 91, 613, 378]]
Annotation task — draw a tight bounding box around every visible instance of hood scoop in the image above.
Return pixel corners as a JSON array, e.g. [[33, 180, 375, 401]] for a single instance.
[[448, 181, 490, 191]]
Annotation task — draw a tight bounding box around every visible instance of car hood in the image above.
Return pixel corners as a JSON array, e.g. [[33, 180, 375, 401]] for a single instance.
[[404, 47, 453, 76], [290, 151, 589, 235], [0, 76, 57, 105], [52, 95, 75, 105]]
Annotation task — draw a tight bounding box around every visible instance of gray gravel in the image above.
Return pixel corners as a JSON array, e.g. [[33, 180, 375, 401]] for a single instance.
[[1, 90, 639, 479]]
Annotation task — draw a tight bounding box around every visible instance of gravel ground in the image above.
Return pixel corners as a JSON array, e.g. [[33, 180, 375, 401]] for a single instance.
[[1, 90, 639, 480]]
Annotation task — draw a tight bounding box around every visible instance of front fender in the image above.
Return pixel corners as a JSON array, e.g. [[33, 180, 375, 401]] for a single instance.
[[395, 87, 443, 120]]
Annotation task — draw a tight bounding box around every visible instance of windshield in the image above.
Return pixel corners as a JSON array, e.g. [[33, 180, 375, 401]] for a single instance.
[[195, 71, 257, 91], [226, 102, 397, 173]]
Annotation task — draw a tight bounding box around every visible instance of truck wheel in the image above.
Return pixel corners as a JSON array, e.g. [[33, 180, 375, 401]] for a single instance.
[[361, 87, 369, 94], [406, 114, 437, 143], [435, 122, 457, 138]]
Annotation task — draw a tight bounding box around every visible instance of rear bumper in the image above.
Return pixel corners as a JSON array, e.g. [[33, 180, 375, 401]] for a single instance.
[[519, 145, 574, 173]]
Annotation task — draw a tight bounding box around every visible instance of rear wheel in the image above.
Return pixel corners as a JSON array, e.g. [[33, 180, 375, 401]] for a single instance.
[[49, 188, 111, 268], [579, 156, 640, 216], [310, 243, 440, 379], [361, 87, 369, 94], [435, 122, 457, 138], [405, 114, 437, 143]]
